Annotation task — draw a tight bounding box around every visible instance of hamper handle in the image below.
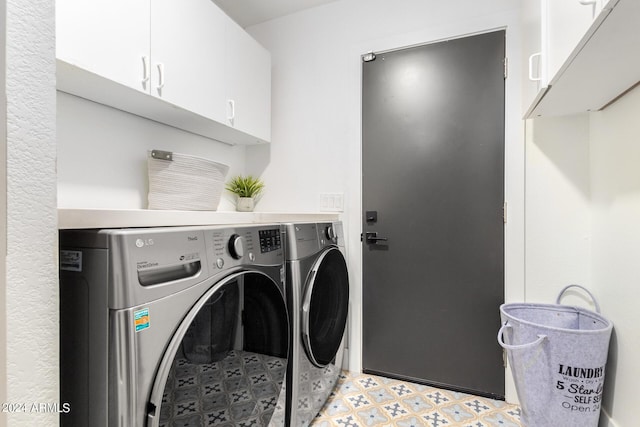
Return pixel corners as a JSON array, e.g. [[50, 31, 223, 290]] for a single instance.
[[556, 284, 601, 313], [497, 322, 546, 350]]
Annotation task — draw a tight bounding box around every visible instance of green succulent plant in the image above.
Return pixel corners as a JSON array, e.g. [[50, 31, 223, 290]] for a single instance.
[[225, 175, 265, 198]]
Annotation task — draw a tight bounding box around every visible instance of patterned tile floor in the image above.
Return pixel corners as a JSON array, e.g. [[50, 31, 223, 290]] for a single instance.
[[159, 350, 287, 427], [311, 371, 521, 427]]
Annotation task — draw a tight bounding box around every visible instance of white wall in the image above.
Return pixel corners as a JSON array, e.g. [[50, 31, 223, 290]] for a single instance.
[[524, 85, 640, 427], [4, 0, 59, 425], [525, 115, 593, 305], [57, 93, 247, 211], [588, 85, 640, 427], [247, 0, 525, 397], [248, 0, 521, 210]]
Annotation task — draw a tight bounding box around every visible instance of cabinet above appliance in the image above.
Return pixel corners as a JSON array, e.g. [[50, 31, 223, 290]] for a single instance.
[[56, 0, 271, 145], [524, 0, 640, 118]]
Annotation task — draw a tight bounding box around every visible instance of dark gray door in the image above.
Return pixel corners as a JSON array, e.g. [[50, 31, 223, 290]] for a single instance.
[[362, 31, 506, 399]]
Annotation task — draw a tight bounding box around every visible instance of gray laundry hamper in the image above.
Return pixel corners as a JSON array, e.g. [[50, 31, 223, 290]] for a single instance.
[[498, 285, 613, 427]]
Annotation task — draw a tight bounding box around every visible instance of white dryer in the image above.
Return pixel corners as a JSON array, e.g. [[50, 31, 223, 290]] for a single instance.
[[283, 222, 349, 426], [59, 225, 289, 427]]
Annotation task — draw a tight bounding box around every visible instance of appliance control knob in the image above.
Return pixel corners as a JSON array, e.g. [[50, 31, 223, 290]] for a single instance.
[[228, 234, 245, 259], [325, 226, 337, 242]]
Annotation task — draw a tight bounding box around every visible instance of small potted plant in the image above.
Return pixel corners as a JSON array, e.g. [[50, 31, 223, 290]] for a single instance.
[[225, 175, 265, 212]]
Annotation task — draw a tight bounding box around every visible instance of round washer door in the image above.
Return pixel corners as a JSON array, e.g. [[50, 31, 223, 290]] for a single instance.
[[146, 270, 289, 427], [302, 247, 349, 367]]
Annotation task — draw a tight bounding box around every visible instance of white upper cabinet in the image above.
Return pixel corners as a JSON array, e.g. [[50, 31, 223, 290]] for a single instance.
[[522, 0, 603, 116], [523, 0, 640, 118], [56, 0, 271, 144], [56, 0, 151, 92], [521, 0, 544, 114], [224, 17, 272, 143], [545, 0, 601, 82], [150, 0, 227, 124]]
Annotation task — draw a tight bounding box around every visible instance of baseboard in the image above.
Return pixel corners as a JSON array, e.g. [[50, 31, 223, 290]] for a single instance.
[[342, 348, 349, 371], [599, 409, 619, 427]]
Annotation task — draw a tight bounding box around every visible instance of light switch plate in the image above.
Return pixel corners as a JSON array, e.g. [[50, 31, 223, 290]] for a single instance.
[[319, 193, 344, 212]]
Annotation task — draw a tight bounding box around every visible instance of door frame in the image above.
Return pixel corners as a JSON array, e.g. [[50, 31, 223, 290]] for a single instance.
[[344, 18, 525, 404]]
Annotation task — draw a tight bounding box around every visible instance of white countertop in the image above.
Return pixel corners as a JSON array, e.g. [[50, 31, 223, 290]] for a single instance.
[[58, 208, 340, 229]]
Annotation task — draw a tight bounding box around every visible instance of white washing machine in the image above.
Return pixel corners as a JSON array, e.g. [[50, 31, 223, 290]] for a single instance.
[[59, 224, 289, 427], [283, 222, 350, 426]]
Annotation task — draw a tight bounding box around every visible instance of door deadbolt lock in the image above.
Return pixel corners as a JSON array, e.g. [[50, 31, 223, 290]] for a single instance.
[[366, 211, 378, 223]]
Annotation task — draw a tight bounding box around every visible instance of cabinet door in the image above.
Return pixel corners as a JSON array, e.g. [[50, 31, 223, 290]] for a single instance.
[[225, 19, 272, 143], [150, 0, 227, 123], [522, 0, 545, 113], [546, 0, 598, 81], [56, 0, 150, 92]]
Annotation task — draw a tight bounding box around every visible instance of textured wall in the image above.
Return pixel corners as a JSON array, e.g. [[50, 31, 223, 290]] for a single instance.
[[1, 0, 8, 423], [5, 0, 59, 425]]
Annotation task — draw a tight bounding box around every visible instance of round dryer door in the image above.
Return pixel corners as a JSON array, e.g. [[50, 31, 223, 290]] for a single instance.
[[302, 247, 349, 367]]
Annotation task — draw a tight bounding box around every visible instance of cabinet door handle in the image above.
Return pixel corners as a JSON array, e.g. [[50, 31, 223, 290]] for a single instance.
[[227, 99, 235, 126], [141, 56, 150, 85], [578, 0, 598, 17], [157, 63, 165, 91], [528, 53, 542, 82]]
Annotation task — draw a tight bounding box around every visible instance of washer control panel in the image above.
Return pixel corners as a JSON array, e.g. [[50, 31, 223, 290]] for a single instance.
[[207, 225, 283, 270], [211, 229, 254, 261], [259, 228, 282, 253], [228, 234, 245, 259]]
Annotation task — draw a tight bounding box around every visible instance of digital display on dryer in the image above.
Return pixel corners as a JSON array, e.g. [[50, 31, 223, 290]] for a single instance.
[[259, 229, 281, 253]]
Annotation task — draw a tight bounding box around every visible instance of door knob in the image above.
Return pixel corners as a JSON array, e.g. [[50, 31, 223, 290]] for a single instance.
[[365, 232, 388, 245]]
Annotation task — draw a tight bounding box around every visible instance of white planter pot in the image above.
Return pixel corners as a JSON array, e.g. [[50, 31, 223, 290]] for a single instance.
[[236, 197, 255, 212]]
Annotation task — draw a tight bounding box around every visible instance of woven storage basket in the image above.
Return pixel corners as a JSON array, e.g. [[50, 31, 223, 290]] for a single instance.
[[147, 150, 229, 211]]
